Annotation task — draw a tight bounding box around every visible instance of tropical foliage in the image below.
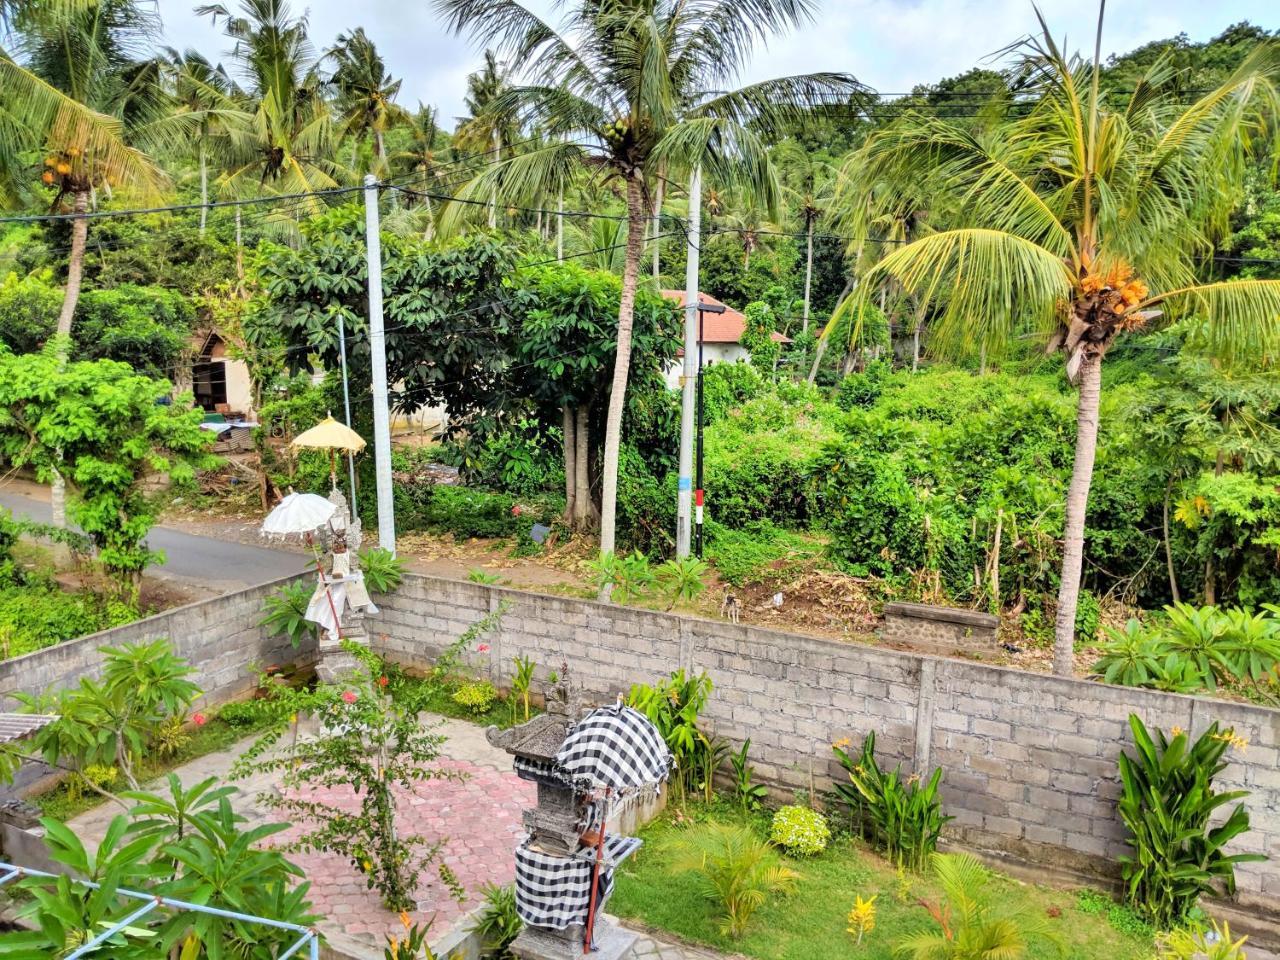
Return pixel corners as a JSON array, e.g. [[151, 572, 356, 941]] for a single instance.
[[1116, 715, 1264, 929]]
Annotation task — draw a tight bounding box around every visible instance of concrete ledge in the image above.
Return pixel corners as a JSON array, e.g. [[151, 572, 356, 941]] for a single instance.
[[882, 602, 999, 628]]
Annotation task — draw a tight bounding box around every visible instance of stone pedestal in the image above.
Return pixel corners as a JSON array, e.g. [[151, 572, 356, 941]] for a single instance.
[[315, 609, 366, 683], [510, 918, 636, 960]]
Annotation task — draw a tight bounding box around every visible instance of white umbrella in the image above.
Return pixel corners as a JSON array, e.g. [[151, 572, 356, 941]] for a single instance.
[[261, 492, 345, 639], [260, 493, 338, 541]]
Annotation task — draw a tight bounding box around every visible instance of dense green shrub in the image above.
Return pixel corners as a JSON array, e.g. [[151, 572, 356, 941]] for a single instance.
[[705, 520, 822, 586], [442, 416, 564, 498], [395, 484, 561, 540], [770, 805, 831, 856], [0, 584, 137, 658], [835, 359, 892, 410], [700, 362, 765, 424]]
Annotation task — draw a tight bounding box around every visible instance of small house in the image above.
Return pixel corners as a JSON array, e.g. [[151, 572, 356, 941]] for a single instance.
[[660, 290, 789, 388]]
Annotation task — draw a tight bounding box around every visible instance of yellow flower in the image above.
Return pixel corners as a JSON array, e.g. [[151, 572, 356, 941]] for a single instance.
[[1171, 725, 1185, 737], [362, 859, 372, 872], [832, 737, 851, 750], [1211, 731, 1249, 753], [290, 713, 298, 725], [399, 911, 412, 932], [847, 894, 877, 945]]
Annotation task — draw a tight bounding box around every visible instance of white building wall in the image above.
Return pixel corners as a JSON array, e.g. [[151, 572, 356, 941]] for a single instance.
[[662, 345, 753, 389]]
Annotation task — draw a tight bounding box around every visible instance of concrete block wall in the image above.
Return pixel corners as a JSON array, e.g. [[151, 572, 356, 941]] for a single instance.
[[1, 571, 1273, 926], [0, 572, 314, 710], [370, 573, 1280, 921]]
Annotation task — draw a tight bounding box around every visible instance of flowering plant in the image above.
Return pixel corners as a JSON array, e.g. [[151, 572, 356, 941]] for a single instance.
[[233, 641, 461, 911]]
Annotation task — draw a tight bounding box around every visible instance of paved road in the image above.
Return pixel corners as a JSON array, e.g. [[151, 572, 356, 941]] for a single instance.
[[0, 487, 311, 592]]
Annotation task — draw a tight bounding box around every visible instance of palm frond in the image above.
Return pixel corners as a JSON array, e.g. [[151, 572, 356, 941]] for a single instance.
[[1141, 278, 1280, 364], [859, 228, 1071, 360]]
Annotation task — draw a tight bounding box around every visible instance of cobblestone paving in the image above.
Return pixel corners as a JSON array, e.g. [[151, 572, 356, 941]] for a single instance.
[[629, 931, 729, 960]]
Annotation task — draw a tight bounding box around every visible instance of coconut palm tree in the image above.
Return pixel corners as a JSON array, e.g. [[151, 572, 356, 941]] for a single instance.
[[1, 0, 172, 546], [837, 10, 1280, 675], [776, 141, 836, 334], [164, 47, 247, 234], [454, 49, 520, 228], [198, 0, 345, 215], [435, 0, 862, 560], [328, 27, 408, 176]]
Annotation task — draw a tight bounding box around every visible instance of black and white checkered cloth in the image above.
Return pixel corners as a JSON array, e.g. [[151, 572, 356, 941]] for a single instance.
[[554, 704, 672, 792], [513, 836, 642, 929]]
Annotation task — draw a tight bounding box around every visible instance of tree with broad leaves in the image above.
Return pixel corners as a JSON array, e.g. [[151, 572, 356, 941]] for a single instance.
[[433, 0, 864, 573], [836, 7, 1280, 675]]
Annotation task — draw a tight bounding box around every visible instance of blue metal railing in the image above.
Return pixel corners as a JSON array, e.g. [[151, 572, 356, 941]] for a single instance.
[[0, 860, 321, 959]]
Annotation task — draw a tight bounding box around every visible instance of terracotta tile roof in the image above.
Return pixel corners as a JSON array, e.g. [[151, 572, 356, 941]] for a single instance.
[[660, 290, 790, 345]]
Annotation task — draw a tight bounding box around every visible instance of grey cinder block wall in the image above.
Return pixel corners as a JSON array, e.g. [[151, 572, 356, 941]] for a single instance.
[[369, 574, 1280, 931], [1, 572, 1274, 937], [0, 572, 314, 709]]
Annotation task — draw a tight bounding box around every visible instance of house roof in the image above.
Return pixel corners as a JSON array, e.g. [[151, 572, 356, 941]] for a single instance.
[[660, 290, 790, 345]]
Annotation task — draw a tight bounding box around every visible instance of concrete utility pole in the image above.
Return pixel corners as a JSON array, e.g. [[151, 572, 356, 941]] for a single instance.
[[364, 174, 396, 555], [676, 166, 702, 558], [336, 313, 358, 509]]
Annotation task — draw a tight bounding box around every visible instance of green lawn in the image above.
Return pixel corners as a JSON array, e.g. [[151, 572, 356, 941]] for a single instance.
[[610, 805, 1155, 960]]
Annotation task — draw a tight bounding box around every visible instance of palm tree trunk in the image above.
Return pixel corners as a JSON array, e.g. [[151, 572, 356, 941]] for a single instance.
[[574, 405, 595, 529], [912, 325, 921, 372], [556, 182, 564, 261], [806, 335, 828, 384], [597, 174, 646, 566], [1053, 351, 1103, 676], [199, 144, 209, 236], [802, 218, 814, 334], [51, 189, 90, 563], [235, 208, 245, 296], [651, 174, 664, 280], [1163, 475, 1181, 604], [489, 129, 500, 229], [562, 405, 577, 523]]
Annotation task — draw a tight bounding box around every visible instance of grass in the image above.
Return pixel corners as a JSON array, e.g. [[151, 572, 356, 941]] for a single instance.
[[389, 671, 539, 730], [29, 709, 277, 822], [610, 804, 1155, 960]]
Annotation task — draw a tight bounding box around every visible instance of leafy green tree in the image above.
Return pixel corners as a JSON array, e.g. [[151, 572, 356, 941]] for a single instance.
[[436, 0, 861, 561], [0, 347, 216, 585], [838, 14, 1280, 674], [512, 260, 678, 529]]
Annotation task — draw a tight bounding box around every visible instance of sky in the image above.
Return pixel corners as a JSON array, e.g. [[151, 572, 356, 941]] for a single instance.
[[156, 0, 1278, 125]]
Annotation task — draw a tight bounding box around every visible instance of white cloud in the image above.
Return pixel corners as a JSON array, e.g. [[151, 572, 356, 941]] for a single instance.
[[156, 0, 1277, 121]]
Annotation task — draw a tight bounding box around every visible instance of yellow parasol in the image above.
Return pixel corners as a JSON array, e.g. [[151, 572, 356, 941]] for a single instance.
[[291, 415, 367, 492]]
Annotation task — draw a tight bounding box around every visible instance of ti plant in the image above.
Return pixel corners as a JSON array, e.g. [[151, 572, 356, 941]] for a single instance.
[[359, 546, 407, 593], [655, 556, 709, 610], [510, 655, 535, 724], [833, 731, 952, 871], [730, 739, 769, 812], [1117, 714, 1264, 929]]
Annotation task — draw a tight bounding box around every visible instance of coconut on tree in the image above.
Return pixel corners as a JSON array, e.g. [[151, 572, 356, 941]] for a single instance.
[[435, 0, 864, 566], [836, 9, 1280, 675]]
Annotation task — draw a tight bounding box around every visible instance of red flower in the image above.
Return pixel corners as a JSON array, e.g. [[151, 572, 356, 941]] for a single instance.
[[341, 690, 358, 704], [511, 504, 523, 516], [192, 712, 207, 727], [378, 675, 389, 688], [477, 643, 490, 653]]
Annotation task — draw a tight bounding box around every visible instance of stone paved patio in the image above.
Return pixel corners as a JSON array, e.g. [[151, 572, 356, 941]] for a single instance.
[[69, 714, 537, 957]]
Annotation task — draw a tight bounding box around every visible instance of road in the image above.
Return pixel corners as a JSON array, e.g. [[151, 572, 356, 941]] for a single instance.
[[0, 486, 311, 592]]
